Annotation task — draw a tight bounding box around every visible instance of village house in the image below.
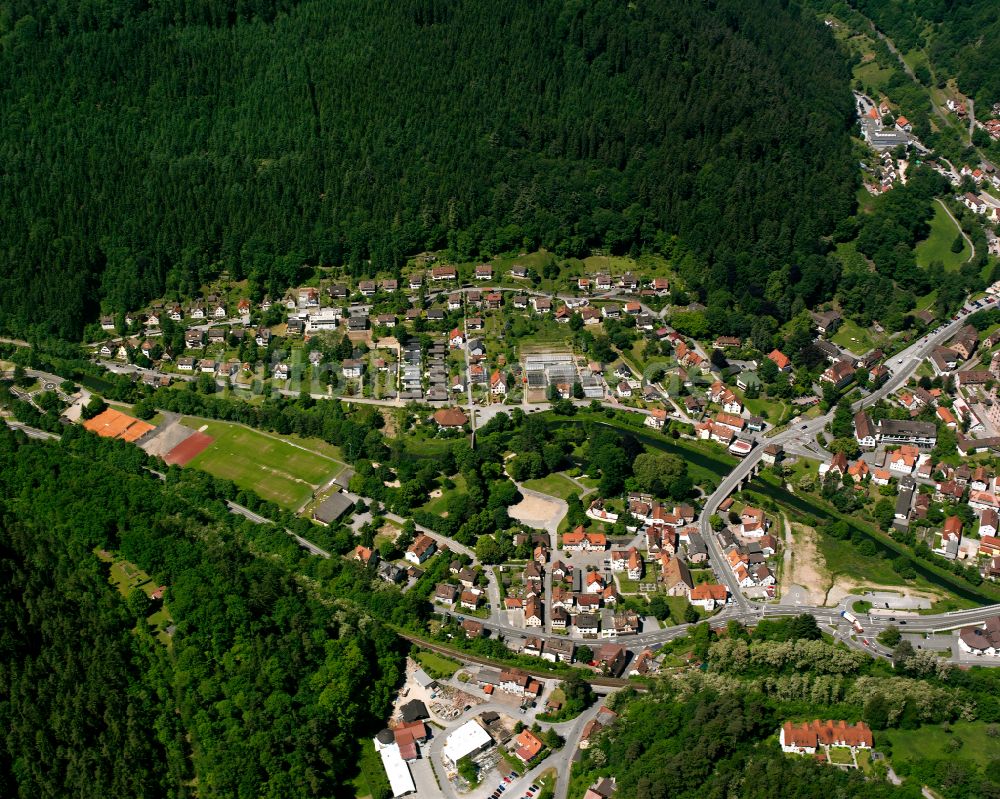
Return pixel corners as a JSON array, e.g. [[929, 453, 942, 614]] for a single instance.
[[434, 583, 459, 605], [690, 583, 728, 611], [644, 408, 668, 430], [821, 358, 856, 389], [431, 265, 457, 281], [405, 535, 437, 565], [498, 669, 541, 697], [524, 597, 543, 627], [562, 526, 608, 551], [768, 349, 792, 372], [658, 555, 693, 597], [341, 359, 364, 379]]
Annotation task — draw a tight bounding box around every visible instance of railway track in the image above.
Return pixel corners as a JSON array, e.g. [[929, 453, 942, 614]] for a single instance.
[[393, 629, 637, 689]]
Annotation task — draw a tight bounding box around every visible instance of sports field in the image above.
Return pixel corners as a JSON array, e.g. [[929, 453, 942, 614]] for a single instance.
[[179, 417, 346, 509]]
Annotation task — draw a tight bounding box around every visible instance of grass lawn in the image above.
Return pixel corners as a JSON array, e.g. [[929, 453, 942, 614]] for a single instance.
[[831, 319, 876, 354], [420, 473, 467, 515], [405, 435, 462, 458], [665, 595, 699, 624], [882, 722, 999, 771], [349, 738, 392, 799], [744, 395, 789, 424], [827, 747, 854, 765], [854, 60, 894, 92], [915, 290, 937, 313], [915, 203, 969, 271], [180, 417, 345, 509], [108, 559, 153, 596], [415, 650, 462, 679], [581, 254, 643, 275], [524, 317, 573, 346], [534, 768, 557, 799], [522, 472, 581, 501]]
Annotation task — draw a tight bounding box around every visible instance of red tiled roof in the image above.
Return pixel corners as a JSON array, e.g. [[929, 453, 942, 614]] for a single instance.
[[782, 720, 873, 749]]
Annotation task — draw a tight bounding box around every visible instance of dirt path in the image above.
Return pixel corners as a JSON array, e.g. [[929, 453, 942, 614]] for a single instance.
[[825, 577, 943, 607], [562, 473, 595, 497], [783, 521, 834, 606]]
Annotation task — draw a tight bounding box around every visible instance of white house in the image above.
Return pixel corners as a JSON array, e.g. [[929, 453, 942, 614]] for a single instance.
[[490, 371, 507, 396], [405, 535, 437, 565]]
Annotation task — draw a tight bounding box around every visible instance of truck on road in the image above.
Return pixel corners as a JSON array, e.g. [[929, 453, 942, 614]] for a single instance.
[[841, 610, 864, 633]]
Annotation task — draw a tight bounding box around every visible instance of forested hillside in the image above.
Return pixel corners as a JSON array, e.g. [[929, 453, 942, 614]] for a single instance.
[[0, 0, 856, 338], [573, 616, 1000, 799], [850, 0, 1000, 107], [0, 426, 402, 798]]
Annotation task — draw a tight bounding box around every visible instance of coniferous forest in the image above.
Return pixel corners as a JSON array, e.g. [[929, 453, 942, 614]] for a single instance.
[[0, 0, 856, 339], [0, 426, 403, 798]]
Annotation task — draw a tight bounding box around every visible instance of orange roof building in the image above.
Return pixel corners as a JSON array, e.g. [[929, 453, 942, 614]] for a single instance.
[[780, 720, 873, 753], [768, 349, 791, 371], [690, 583, 727, 602], [513, 729, 544, 763], [562, 526, 608, 551], [433, 407, 469, 428]]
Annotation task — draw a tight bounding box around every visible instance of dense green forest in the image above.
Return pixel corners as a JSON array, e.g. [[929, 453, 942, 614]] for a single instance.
[[848, 0, 1000, 107], [0, 425, 402, 798], [0, 0, 856, 339], [574, 616, 1000, 799]]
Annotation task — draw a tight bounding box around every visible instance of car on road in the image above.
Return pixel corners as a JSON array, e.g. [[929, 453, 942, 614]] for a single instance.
[[801, 424, 807, 430], [899, 620, 907, 625]]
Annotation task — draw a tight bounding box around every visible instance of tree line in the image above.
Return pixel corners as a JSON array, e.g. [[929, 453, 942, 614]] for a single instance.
[[0, 0, 856, 339]]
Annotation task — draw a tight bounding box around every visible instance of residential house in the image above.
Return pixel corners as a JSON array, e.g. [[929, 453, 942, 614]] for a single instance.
[[690, 583, 728, 611], [593, 644, 627, 677], [821, 358, 856, 389], [958, 617, 1000, 656], [341, 359, 364, 379], [434, 584, 459, 604], [490, 371, 507, 396], [460, 589, 482, 611], [658, 556, 693, 597], [768, 349, 792, 372], [545, 638, 574, 663], [531, 296, 552, 313], [431, 266, 457, 281], [405, 535, 437, 565], [513, 730, 544, 764], [811, 309, 842, 336]]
